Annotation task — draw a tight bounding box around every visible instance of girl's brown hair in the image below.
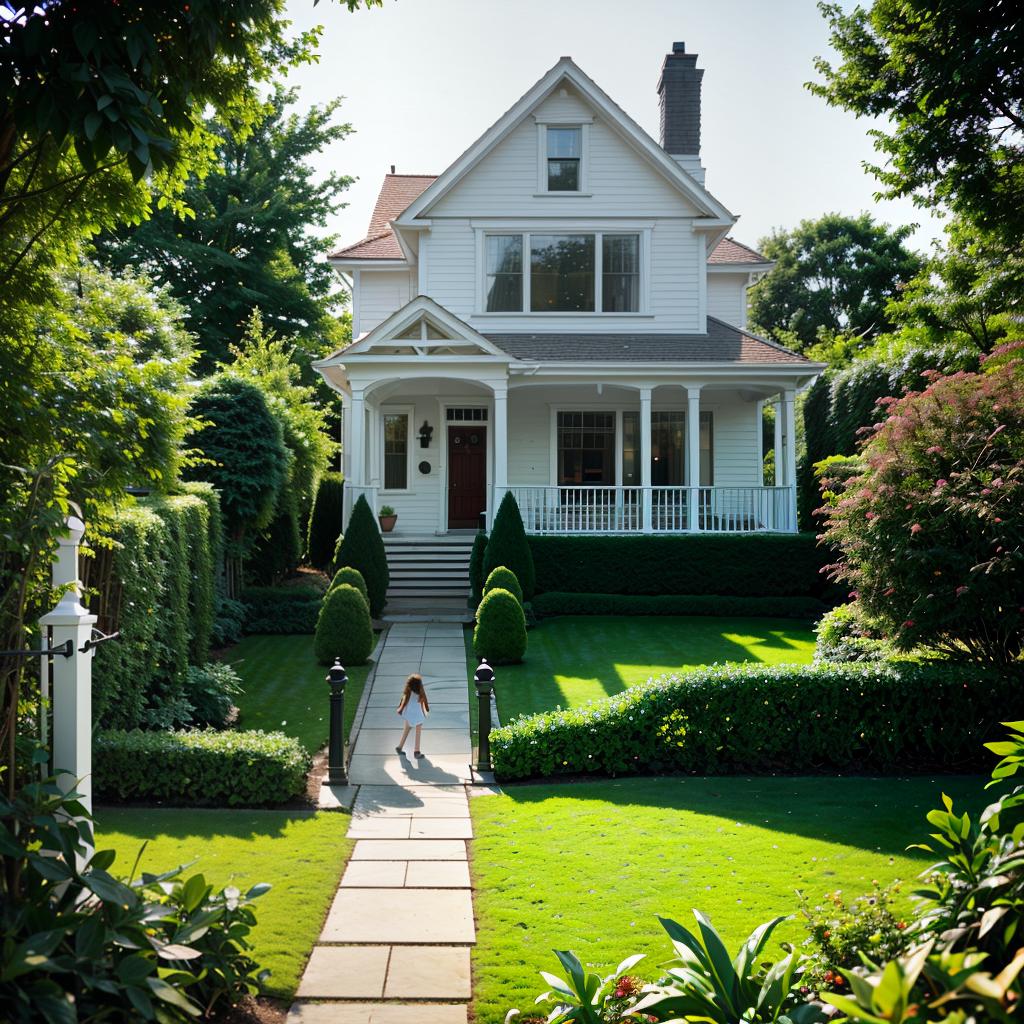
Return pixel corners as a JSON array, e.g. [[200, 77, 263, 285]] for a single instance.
[[398, 673, 429, 713]]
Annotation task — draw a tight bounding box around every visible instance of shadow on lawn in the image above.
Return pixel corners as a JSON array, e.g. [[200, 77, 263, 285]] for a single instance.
[[493, 774, 984, 859], [94, 805, 326, 846]]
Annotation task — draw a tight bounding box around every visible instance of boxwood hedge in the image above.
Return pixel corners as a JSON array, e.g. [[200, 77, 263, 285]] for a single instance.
[[531, 592, 825, 619], [94, 729, 310, 807], [490, 662, 1023, 780], [528, 534, 833, 598], [240, 586, 322, 634]]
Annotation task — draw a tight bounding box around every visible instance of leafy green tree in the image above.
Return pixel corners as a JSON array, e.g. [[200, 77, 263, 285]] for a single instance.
[[184, 376, 290, 596], [812, 0, 1024, 251], [749, 213, 923, 353], [99, 85, 355, 369]]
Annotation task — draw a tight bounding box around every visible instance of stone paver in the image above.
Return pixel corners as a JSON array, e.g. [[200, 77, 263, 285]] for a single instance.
[[292, 621, 481, 1021], [322, 888, 475, 943]]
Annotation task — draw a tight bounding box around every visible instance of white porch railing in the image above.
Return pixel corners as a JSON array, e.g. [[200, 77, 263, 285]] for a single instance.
[[507, 485, 797, 534]]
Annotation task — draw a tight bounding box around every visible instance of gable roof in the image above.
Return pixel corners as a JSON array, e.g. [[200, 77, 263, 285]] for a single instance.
[[708, 237, 770, 266], [483, 318, 809, 365], [330, 174, 436, 260], [395, 57, 735, 227]]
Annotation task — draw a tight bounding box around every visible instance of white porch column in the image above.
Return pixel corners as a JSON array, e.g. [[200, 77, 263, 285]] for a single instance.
[[639, 386, 652, 533], [349, 390, 366, 487], [686, 385, 702, 532], [773, 398, 784, 488], [783, 387, 798, 531], [39, 515, 97, 821], [492, 382, 509, 524], [755, 399, 765, 482]]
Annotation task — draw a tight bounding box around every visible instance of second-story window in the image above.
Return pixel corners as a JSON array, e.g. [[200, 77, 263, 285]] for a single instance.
[[484, 235, 523, 312], [546, 127, 581, 191], [602, 234, 640, 312], [531, 234, 595, 311]]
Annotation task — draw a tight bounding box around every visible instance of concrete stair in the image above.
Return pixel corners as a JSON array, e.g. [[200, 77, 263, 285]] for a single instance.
[[384, 535, 475, 602]]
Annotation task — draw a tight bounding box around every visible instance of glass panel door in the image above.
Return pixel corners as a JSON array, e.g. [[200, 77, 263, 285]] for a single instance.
[[651, 412, 684, 486]]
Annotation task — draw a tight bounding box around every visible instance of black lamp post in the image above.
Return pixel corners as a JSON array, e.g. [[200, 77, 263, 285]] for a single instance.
[[474, 658, 495, 773], [325, 658, 348, 786]]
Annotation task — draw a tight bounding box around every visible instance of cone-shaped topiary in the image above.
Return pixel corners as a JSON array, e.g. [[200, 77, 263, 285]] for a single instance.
[[332, 494, 389, 616], [314, 583, 374, 666], [329, 566, 369, 609], [484, 492, 535, 599], [469, 531, 488, 605], [473, 587, 527, 665], [306, 471, 344, 568], [483, 565, 522, 605]]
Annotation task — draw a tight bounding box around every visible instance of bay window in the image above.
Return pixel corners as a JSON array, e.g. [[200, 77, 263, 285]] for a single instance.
[[482, 231, 642, 313]]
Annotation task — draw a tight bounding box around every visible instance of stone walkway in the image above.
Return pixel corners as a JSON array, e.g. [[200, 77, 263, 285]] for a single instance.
[[288, 622, 476, 1024]]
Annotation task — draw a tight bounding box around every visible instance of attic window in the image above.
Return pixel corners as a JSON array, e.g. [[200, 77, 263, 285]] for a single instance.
[[546, 127, 581, 191]]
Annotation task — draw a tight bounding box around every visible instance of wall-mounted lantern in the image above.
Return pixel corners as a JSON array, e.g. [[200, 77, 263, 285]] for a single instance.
[[418, 420, 434, 448]]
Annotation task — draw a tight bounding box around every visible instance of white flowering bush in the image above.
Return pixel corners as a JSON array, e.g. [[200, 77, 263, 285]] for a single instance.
[[490, 661, 1019, 780]]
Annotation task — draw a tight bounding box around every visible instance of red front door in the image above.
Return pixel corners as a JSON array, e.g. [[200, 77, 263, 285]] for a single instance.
[[448, 426, 487, 529]]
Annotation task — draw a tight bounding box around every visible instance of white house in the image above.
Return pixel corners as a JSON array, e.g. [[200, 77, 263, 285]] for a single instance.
[[315, 44, 823, 546]]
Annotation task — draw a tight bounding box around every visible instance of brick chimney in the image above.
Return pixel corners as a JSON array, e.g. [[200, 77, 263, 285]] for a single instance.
[[657, 42, 706, 185]]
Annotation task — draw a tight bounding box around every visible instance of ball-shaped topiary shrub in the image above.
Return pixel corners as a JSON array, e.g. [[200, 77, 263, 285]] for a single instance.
[[484, 492, 535, 599], [314, 583, 374, 666], [329, 566, 369, 609], [469, 531, 488, 606], [473, 587, 527, 665], [483, 565, 522, 605], [332, 494, 389, 616], [306, 471, 345, 569]]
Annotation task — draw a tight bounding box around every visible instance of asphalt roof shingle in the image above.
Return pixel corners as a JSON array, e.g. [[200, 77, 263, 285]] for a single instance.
[[707, 237, 770, 265], [330, 174, 436, 259]]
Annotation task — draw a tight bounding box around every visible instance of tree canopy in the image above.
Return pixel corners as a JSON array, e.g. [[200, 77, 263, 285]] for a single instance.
[[748, 212, 923, 354], [99, 85, 354, 369], [811, 0, 1024, 251]]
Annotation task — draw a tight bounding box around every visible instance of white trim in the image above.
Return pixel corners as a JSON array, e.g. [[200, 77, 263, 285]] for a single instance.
[[394, 59, 735, 225], [379, 405, 415, 495], [351, 269, 361, 334], [329, 258, 409, 270]]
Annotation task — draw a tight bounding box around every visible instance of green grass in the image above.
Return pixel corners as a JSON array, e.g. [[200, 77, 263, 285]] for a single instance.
[[226, 634, 370, 753], [95, 807, 352, 1000], [475, 615, 816, 720], [469, 774, 982, 1024]]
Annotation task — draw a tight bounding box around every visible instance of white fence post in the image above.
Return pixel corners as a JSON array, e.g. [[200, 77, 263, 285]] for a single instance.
[[38, 514, 97, 818]]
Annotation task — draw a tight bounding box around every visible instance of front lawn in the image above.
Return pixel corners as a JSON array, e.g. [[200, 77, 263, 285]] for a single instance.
[[227, 634, 370, 753], [469, 774, 981, 1024], [95, 807, 352, 1001], [476, 615, 816, 720]]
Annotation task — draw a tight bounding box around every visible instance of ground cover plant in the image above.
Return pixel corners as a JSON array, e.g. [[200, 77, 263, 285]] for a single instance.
[[94, 806, 353, 1001], [472, 615, 815, 721], [227, 634, 370, 754], [469, 775, 981, 1024]]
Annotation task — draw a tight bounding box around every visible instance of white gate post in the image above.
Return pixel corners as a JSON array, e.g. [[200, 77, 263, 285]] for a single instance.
[[39, 514, 97, 816]]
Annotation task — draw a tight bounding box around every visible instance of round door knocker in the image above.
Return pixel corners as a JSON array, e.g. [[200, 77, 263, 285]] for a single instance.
[[453, 435, 463, 445], [418, 461, 431, 475], [469, 433, 480, 445]]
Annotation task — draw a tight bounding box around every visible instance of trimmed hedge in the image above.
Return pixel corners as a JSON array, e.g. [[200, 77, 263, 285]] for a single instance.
[[473, 587, 527, 664], [491, 662, 1023, 781], [307, 471, 345, 569], [483, 566, 522, 605], [469, 531, 488, 606], [484, 493, 535, 599], [329, 566, 369, 608], [94, 728, 310, 806], [314, 583, 374, 666], [528, 534, 831, 598], [532, 592, 826, 620], [332, 494, 389, 616], [240, 586, 322, 635]]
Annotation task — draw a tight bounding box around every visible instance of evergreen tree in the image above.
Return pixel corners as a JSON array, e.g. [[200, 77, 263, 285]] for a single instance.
[[484, 493, 535, 600], [332, 495, 389, 617]]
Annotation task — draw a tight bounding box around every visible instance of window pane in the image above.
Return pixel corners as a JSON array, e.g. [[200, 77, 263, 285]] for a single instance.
[[547, 158, 579, 191], [383, 414, 408, 490], [557, 411, 614, 485], [622, 411, 639, 485], [547, 128, 581, 158], [700, 411, 713, 486], [651, 411, 684, 486], [602, 234, 640, 312], [531, 235, 595, 311], [485, 235, 523, 312]]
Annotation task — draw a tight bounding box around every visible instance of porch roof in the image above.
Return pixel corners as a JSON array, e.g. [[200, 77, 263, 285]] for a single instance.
[[483, 317, 811, 364]]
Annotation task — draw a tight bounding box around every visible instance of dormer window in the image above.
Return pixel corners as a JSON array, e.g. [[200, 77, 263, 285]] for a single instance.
[[546, 127, 581, 191]]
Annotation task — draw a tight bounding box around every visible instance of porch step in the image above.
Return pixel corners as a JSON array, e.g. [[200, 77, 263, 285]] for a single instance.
[[383, 535, 476, 604]]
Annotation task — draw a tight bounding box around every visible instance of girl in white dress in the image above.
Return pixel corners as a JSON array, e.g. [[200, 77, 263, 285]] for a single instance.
[[396, 674, 430, 758]]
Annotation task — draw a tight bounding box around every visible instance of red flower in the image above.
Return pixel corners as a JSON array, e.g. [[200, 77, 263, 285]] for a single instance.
[[910, 523, 922, 534], [903, 620, 914, 628]]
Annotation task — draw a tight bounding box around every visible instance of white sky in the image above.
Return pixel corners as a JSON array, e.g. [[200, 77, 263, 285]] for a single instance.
[[282, 0, 945, 254]]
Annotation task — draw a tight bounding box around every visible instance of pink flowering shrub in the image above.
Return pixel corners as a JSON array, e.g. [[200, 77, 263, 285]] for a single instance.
[[822, 359, 1024, 665]]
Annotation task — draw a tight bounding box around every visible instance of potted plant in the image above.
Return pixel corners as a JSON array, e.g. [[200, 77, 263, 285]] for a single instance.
[[378, 504, 398, 533]]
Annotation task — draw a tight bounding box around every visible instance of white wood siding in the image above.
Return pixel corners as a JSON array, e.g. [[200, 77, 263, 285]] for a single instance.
[[357, 269, 414, 335], [431, 88, 702, 219], [708, 393, 760, 487], [707, 273, 749, 329]]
